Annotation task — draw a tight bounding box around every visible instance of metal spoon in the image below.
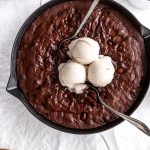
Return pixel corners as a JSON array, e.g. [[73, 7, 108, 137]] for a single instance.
[[58, 0, 100, 50], [87, 83, 150, 136]]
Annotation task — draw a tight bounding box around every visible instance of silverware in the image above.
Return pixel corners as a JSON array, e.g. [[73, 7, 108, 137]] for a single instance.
[[57, 0, 150, 136], [87, 83, 150, 136], [58, 0, 100, 50]]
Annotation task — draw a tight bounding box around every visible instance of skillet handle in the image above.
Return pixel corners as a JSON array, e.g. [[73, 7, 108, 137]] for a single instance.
[[141, 25, 150, 39], [144, 30, 150, 57], [142, 26, 150, 42], [6, 74, 17, 91], [143, 26, 150, 59], [144, 35, 150, 45], [6, 74, 25, 101]]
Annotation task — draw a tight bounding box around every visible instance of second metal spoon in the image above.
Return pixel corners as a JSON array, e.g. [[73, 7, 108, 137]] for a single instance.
[[87, 83, 150, 136]]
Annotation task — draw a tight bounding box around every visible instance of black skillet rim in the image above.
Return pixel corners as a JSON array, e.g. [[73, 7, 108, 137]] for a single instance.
[[6, 0, 150, 134]]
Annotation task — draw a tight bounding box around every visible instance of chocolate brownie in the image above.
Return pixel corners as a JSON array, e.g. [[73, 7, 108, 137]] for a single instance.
[[17, 1, 146, 129]]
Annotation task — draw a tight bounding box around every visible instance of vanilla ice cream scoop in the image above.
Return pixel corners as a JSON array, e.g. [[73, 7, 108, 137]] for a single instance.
[[67, 37, 100, 65], [58, 61, 87, 93], [88, 55, 115, 87]]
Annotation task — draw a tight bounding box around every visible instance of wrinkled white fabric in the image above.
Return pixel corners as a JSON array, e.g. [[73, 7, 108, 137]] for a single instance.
[[0, 0, 150, 150]]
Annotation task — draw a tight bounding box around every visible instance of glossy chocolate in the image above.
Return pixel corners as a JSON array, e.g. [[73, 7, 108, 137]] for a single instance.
[[17, 1, 146, 129]]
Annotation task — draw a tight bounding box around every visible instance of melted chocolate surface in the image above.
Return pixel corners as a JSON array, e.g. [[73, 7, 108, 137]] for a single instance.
[[17, 1, 146, 129]]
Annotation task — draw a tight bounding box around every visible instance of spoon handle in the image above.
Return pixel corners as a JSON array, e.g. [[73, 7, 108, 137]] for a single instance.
[[88, 84, 150, 136], [57, 0, 100, 49], [99, 97, 150, 136], [73, 0, 100, 38]]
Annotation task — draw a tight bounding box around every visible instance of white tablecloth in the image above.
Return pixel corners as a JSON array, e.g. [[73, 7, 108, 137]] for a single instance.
[[0, 0, 150, 150]]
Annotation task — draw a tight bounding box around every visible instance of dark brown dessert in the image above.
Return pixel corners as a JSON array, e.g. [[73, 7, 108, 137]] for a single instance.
[[17, 1, 146, 129]]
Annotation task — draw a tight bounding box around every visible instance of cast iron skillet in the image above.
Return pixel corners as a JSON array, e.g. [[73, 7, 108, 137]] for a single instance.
[[6, 0, 150, 134]]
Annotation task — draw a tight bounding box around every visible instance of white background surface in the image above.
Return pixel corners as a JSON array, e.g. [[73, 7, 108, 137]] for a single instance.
[[0, 0, 150, 150]]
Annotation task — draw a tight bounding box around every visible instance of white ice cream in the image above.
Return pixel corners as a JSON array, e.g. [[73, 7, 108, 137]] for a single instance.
[[58, 60, 87, 93], [67, 37, 100, 65], [88, 55, 115, 87]]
